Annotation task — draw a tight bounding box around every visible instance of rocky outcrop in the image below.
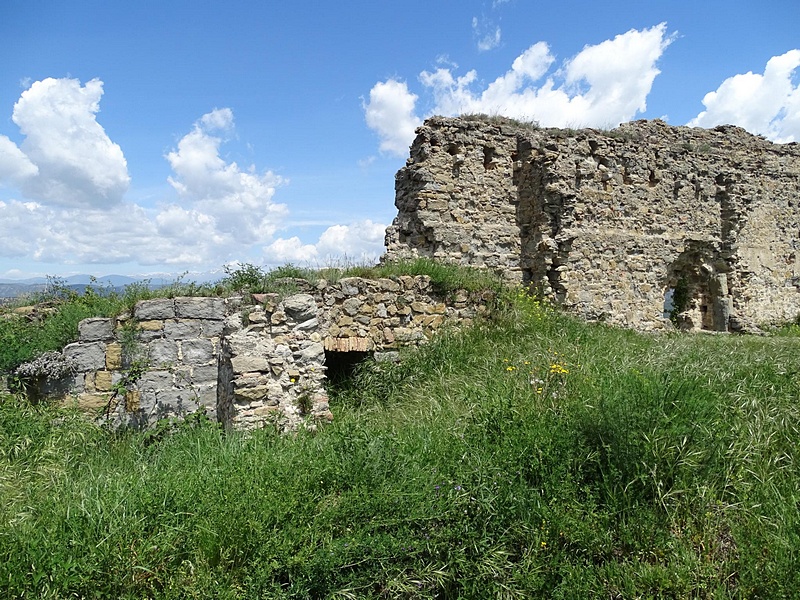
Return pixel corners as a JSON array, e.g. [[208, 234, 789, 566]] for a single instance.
[[386, 116, 800, 331]]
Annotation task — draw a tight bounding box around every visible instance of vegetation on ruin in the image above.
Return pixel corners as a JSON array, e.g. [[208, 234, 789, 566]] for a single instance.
[[0, 259, 500, 379], [2, 283, 800, 598]]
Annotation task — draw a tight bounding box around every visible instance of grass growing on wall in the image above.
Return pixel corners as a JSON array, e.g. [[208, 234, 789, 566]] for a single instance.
[[0, 260, 498, 377], [2, 291, 800, 598]]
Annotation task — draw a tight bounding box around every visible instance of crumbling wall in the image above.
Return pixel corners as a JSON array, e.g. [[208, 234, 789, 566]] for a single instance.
[[58, 276, 492, 430], [386, 116, 800, 331]]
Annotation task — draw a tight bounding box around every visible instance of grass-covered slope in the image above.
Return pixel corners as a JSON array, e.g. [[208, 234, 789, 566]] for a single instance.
[[1, 292, 799, 598]]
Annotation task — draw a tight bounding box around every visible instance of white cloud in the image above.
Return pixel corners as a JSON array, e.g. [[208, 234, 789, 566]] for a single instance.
[[166, 108, 289, 244], [364, 24, 674, 153], [264, 237, 319, 264], [265, 219, 387, 265], [7, 77, 130, 208], [0, 135, 38, 183], [363, 80, 423, 157], [0, 85, 388, 276], [473, 17, 501, 52], [688, 49, 800, 142]]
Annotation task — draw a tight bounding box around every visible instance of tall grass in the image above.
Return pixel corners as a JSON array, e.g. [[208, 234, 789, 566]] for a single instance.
[[1, 292, 799, 597]]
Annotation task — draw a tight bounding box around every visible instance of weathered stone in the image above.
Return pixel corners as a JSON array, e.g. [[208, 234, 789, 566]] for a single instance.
[[137, 370, 173, 390], [230, 355, 270, 374], [181, 339, 215, 365], [295, 317, 319, 331], [134, 299, 175, 320], [164, 319, 203, 340], [338, 278, 361, 296], [342, 297, 362, 316], [296, 342, 325, 365], [95, 370, 114, 392], [378, 278, 401, 292], [138, 320, 164, 332], [79, 318, 114, 342], [71, 392, 110, 411], [149, 340, 178, 367], [190, 365, 219, 384], [283, 294, 317, 321], [175, 297, 226, 320], [105, 343, 123, 370], [125, 390, 140, 412], [64, 342, 106, 372], [234, 385, 270, 402]]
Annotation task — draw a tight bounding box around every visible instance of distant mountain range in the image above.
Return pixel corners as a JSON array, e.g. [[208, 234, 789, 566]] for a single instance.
[[0, 273, 221, 300]]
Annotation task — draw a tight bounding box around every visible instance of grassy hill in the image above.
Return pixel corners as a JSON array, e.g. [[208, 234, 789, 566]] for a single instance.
[[1, 283, 799, 598]]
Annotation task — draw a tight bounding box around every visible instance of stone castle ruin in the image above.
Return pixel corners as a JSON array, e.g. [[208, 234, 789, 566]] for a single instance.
[[30, 116, 800, 429], [385, 116, 800, 332]]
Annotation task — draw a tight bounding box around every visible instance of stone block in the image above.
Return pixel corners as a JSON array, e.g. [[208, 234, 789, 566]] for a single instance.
[[338, 278, 362, 296], [134, 298, 175, 320], [105, 343, 123, 370], [378, 278, 401, 292], [175, 297, 226, 320], [283, 294, 317, 321], [72, 392, 110, 411], [137, 370, 173, 391], [230, 355, 270, 374], [149, 339, 178, 367], [125, 390, 140, 412], [164, 319, 203, 340], [138, 320, 164, 331], [64, 342, 107, 372], [342, 298, 362, 316], [156, 390, 199, 415], [295, 317, 319, 331], [296, 342, 325, 365], [79, 318, 114, 342], [181, 339, 215, 365], [191, 365, 219, 384], [202, 319, 225, 337], [95, 370, 114, 392], [234, 384, 270, 403]]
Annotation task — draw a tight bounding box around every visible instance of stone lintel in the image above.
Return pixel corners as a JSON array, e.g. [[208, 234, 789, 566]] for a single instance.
[[323, 336, 374, 352]]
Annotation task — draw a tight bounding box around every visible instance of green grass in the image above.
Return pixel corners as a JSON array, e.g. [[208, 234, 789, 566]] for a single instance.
[[1, 291, 799, 598]]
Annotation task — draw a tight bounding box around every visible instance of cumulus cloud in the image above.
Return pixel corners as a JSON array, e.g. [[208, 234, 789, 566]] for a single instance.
[[688, 49, 800, 142], [0, 84, 387, 275], [362, 80, 423, 157], [365, 24, 674, 154], [0, 78, 130, 207], [166, 108, 288, 244], [0, 136, 38, 184], [0, 100, 294, 271], [265, 219, 387, 265]]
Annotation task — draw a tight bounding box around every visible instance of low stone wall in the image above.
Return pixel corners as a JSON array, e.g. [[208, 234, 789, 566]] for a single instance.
[[57, 276, 492, 430], [62, 297, 232, 428]]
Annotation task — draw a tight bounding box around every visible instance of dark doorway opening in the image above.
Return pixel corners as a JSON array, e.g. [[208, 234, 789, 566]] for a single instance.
[[324, 350, 373, 388]]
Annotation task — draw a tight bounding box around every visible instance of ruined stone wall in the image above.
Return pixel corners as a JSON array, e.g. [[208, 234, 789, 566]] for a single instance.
[[386, 117, 800, 331], [59, 276, 490, 430]]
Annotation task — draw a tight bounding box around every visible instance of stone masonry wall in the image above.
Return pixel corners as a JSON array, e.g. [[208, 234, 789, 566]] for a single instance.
[[59, 276, 491, 430], [386, 116, 800, 331]]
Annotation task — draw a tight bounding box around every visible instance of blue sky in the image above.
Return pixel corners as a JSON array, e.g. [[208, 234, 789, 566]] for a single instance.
[[1, 1, 798, 280]]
